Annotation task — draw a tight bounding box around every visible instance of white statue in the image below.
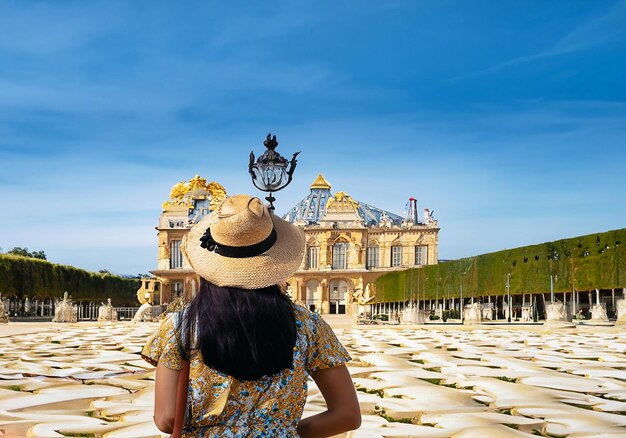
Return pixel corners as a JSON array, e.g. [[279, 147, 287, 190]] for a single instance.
[[424, 208, 437, 226], [401, 302, 425, 324], [379, 213, 392, 228], [588, 288, 609, 322], [435, 303, 444, 320], [590, 303, 609, 322], [481, 303, 493, 320], [52, 291, 78, 323], [521, 306, 533, 322], [97, 298, 118, 322], [546, 300, 566, 322], [0, 293, 8, 323], [463, 302, 483, 324], [133, 302, 153, 323], [424, 208, 432, 223]]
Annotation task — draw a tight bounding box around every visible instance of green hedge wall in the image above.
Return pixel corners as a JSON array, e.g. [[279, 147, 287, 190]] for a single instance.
[[0, 255, 140, 305], [375, 228, 626, 303]]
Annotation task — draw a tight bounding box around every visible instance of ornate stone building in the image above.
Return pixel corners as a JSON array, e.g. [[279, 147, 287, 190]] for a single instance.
[[283, 174, 439, 314], [151, 175, 226, 304], [151, 174, 439, 313]]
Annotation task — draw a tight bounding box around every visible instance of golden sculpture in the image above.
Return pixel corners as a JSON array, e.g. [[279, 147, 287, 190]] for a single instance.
[[170, 181, 189, 200], [188, 174, 208, 191], [206, 181, 227, 209], [162, 175, 227, 211], [327, 191, 359, 212], [310, 173, 332, 190]]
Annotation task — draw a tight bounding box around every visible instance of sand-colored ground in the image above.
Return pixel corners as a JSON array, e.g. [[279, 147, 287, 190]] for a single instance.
[[0, 321, 625, 437]]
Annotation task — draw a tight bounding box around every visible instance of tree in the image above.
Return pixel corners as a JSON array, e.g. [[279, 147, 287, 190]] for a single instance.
[[7, 247, 47, 260], [31, 250, 46, 260]]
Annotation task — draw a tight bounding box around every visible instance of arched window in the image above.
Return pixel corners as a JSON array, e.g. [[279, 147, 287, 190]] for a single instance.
[[391, 244, 403, 267], [170, 240, 183, 269], [332, 242, 348, 270], [366, 245, 379, 269], [306, 246, 319, 269], [415, 245, 428, 265]]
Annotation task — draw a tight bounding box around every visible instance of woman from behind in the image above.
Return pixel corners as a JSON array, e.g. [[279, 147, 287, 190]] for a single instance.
[[142, 194, 360, 437]]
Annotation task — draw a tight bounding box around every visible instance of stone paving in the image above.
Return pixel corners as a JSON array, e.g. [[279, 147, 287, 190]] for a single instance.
[[0, 322, 625, 437]]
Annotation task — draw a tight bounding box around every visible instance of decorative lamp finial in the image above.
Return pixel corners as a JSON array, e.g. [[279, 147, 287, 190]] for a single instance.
[[248, 133, 300, 210]]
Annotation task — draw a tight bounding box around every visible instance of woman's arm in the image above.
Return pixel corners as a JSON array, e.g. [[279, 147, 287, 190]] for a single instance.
[[153, 361, 180, 433], [297, 364, 361, 438]]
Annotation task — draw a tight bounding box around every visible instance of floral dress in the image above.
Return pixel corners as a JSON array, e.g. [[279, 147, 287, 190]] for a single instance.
[[141, 304, 351, 437]]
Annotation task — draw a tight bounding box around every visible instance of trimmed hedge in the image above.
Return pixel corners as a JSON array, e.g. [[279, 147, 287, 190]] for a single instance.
[[0, 255, 140, 305], [375, 228, 626, 303]]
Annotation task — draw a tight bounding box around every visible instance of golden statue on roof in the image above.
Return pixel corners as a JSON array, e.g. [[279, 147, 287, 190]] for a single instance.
[[162, 175, 227, 211], [169, 181, 189, 201], [327, 191, 359, 212], [188, 174, 208, 191]]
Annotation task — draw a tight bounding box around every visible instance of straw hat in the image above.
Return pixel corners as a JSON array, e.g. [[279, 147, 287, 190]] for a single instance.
[[181, 194, 305, 289]]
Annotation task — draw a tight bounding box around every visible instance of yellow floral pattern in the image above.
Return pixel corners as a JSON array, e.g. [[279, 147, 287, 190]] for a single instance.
[[141, 304, 351, 437]]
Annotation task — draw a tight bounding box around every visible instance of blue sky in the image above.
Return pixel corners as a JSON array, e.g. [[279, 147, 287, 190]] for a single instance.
[[1, 0, 625, 275]]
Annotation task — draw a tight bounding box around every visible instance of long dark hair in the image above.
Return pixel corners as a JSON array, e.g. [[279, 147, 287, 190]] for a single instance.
[[178, 278, 297, 381]]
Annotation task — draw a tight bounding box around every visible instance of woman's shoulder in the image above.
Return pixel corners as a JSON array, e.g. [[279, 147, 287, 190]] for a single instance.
[[141, 312, 183, 369], [292, 303, 326, 334], [293, 303, 318, 322], [292, 303, 352, 372]]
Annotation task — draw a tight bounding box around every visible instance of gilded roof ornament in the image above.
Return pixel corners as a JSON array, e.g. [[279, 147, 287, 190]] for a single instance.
[[327, 191, 359, 212], [162, 175, 227, 211], [310, 174, 331, 190], [169, 181, 189, 201], [188, 174, 208, 191]]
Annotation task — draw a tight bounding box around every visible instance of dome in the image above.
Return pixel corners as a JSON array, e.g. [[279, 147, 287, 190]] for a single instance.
[[310, 174, 331, 190]]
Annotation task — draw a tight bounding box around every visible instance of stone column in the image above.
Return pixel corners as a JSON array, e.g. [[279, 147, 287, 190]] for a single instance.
[[320, 282, 330, 314], [319, 243, 328, 269], [380, 244, 389, 268]]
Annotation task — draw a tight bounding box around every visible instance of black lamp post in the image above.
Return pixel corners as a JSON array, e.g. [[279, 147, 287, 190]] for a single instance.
[[248, 133, 300, 210]]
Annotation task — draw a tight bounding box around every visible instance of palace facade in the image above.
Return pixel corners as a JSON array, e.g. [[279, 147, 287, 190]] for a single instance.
[[283, 174, 439, 314], [151, 174, 440, 314]]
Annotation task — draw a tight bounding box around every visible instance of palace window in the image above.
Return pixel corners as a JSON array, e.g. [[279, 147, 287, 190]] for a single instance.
[[391, 245, 403, 267], [415, 245, 428, 265], [306, 246, 319, 269], [332, 242, 348, 270], [366, 245, 379, 269], [170, 240, 183, 269]]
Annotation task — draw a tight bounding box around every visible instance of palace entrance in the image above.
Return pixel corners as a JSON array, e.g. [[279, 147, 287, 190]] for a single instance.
[[329, 279, 350, 314]]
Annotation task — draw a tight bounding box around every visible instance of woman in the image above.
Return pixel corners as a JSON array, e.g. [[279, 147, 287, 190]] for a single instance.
[[142, 195, 361, 437]]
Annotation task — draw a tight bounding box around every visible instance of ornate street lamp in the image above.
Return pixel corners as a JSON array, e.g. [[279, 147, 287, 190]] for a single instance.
[[248, 133, 300, 210]]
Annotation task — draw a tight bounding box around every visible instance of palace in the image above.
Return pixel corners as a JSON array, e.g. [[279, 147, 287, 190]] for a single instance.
[[283, 174, 439, 314], [151, 174, 440, 314]]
